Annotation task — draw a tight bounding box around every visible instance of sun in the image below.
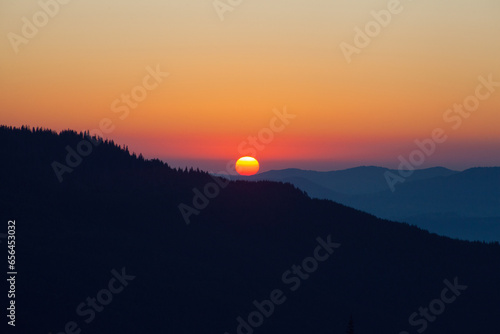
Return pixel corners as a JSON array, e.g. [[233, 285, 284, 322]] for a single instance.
[[235, 156, 260, 176]]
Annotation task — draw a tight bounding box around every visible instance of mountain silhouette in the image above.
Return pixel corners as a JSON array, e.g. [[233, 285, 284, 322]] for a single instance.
[[236, 166, 499, 241], [241, 166, 457, 195], [1, 125, 499, 334]]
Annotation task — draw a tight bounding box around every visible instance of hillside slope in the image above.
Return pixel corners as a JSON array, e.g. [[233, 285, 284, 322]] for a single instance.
[[1, 126, 499, 334]]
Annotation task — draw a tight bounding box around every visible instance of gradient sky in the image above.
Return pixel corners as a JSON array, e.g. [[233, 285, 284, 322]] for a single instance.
[[1, 0, 499, 172]]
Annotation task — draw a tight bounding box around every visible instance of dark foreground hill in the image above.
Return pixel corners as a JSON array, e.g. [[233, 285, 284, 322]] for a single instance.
[[1, 125, 499, 334]]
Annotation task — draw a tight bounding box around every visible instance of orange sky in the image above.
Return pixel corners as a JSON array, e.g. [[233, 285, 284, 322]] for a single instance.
[[1, 0, 499, 171]]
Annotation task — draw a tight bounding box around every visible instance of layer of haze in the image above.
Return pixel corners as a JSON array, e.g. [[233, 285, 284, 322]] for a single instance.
[[1, 0, 499, 172]]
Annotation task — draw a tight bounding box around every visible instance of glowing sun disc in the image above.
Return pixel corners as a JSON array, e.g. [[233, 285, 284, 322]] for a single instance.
[[235, 156, 260, 176]]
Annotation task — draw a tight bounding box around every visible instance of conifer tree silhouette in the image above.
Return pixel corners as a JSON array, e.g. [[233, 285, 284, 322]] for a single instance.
[[346, 315, 354, 334]]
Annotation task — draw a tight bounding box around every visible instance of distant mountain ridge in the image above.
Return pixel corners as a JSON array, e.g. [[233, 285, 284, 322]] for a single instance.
[[240, 166, 457, 194], [230, 166, 500, 241]]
